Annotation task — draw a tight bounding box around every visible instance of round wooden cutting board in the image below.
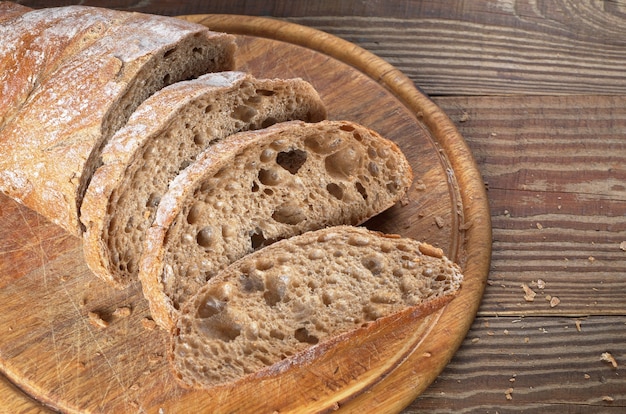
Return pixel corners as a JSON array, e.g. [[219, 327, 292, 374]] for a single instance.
[[0, 15, 491, 414]]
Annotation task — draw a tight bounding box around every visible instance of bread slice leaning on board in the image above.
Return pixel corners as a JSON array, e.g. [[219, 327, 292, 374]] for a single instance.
[[140, 119, 414, 330], [0, 5, 236, 236], [81, 71, 327, 289], [170, 225, 463, 389]]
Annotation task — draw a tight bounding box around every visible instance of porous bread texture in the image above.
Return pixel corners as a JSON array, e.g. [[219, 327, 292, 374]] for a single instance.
[[81, 72, 326, 289], [0, 6, 236, 236], [170, 225, 463, 389], [140, 119, 414, 330]]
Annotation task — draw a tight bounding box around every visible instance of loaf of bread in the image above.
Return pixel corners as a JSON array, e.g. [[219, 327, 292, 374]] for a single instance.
[[81, 71, 326, 289], [139, 119, 414, 330], [0, 5, 236, 236], [169, 225, 462, 389]]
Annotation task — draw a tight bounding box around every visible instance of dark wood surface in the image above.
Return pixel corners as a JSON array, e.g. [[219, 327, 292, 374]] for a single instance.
[[7, 1, 626, 412]]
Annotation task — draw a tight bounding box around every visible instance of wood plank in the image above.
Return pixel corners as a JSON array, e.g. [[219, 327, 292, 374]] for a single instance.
[[433, 95, 626, 317], [19, 0, 626, 96], [405, 315, 626, 412]]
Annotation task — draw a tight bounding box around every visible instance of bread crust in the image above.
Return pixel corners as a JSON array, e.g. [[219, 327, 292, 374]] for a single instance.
[[81, 72, 326, 288], [0, 6, 236, 236], [140, 120, 414, 330]]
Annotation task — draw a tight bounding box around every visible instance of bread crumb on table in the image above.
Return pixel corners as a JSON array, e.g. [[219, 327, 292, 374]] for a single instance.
[[521, 283, 536, 302], [142, 317, 157, 331], [619, 241, 626, 251], [602, 396, 614, 402], [505, 387, 514, 400], [549, 296, 561, 307], [113, 306, 132, 318], [88, 311, 109, 329], [601, 352, 618, 368]]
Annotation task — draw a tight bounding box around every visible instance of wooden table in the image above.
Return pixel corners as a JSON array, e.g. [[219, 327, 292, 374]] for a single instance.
[[7, 1, 626, 412]]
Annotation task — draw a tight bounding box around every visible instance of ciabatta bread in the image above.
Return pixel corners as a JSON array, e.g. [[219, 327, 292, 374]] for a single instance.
[[81, 71, 326, 289], [140, 120, 414, 330], [0, 6, 236, 236], [169, 225, 462, 389]]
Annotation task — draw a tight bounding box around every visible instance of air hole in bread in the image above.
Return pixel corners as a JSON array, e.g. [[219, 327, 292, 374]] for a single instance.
[[352, 131, 363, 141], [146, 192, 161, 208], [192, 46, 204, 55], [272, 202, 305, 225], [193, 132, 206, 146], [368, 161, 380, 176], [355, 181, 368, 200], [187, 204, 201, 224], [325, 146, 361, 179], [326, 183, 343, 200], [251, 181, 259, 192], [163, 73, 171, 84], [261, 117, 278, 128], [294, 327, 319, 344], [339, 124, 356, 132], [276, 149, 307, 174], [196, 295, 224, 319], [269, 329, 285, 340], [163, 47, 176, 58], [256, 89, 276, 96], [196, 227, 215, 248], [231, 104, 257, 123], [250, 230, 267, 250], [386, 176, 401, 193], [258, 168, 282, 186], [362, 253, 384, 275]]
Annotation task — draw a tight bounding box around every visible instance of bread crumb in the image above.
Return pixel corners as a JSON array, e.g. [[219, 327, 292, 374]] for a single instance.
[[88, 311, 108, 329], [142, 317, 157, 331], [601, 352, 618, 368], [113, 306, 132, 318], [459, 111, 470, 122], [602, 396, 614, 402], [575, 320, 582, 332], [509, 377, 516, 383], [550, 296, 561, 307], [422, 352, 432, 358], [505, 387, 514, 400], [588, 256, 595, 262], [524, 337, 530, 343], [536, 279, 546, 289], [434, 216, 445, 228], [471, 337, 480, 343], [584, 373, 591, 379], [536, 222, 543, 230], [620, 241, 626, 251], [521, 283, 536, 302], [414, 180, 427, 191], [503, 329, 509, 335]]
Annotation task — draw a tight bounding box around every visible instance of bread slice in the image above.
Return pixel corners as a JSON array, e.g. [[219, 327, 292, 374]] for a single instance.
[[140, 120, 414, 330], [0, 6, 236, 236], [169, 225, 463, 389], [81, 72, 326, 289]]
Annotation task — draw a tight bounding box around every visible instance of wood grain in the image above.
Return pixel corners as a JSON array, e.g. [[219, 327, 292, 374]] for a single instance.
[[410, 315, 626, 413], [434, 95, 626, 317], [0, 15, 490, 413], [18, 0, 626, 96]]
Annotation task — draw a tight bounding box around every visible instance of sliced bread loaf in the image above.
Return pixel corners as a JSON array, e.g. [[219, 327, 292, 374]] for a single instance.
[[0, 6, 236, 236], [81, 72, 326, 289], [169, 225, 463, 389], [140, 119, 414, 330]]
